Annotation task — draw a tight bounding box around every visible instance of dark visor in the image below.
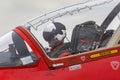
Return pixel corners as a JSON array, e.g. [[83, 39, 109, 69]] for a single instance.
[[43, 32, 54, 42]]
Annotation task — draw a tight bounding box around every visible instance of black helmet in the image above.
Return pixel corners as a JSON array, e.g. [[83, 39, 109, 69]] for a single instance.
[[43, 22, 66, 42]]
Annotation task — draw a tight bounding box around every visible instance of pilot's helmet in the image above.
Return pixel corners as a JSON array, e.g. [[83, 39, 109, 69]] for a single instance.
[[43, 22, 66, 42]]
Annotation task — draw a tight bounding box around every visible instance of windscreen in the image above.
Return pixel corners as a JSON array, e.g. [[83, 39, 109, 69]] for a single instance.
[[0, 31, 38, 67]]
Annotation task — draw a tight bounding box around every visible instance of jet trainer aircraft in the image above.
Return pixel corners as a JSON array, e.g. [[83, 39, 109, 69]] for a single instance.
[[0, 0, 120, 80]]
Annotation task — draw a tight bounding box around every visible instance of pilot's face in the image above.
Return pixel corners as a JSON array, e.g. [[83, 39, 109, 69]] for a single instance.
[[48, 38, 61, 48]]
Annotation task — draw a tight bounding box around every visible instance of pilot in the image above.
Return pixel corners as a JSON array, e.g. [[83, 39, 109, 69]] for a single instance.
[[43, 22, 70, 58]]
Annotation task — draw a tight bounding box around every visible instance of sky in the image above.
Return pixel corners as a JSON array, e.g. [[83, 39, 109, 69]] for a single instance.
[[0, 0, 88, 36], [0, 0, 119, 36]]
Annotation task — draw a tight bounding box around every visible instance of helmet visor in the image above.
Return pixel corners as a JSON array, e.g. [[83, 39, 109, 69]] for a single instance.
[[43, 32, 54, 42]]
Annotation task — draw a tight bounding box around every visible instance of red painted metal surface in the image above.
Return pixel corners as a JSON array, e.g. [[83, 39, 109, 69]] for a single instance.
[[0, 26, 120, 80]]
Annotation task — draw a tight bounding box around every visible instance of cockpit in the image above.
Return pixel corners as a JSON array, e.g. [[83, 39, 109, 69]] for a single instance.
[[25, 0, 120, 58], [0, 0, 120, 68], [0, 31, 38, 67]]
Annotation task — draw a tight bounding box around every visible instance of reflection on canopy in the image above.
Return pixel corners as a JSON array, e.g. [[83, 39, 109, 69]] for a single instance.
[[25, 0, 113, 30]]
